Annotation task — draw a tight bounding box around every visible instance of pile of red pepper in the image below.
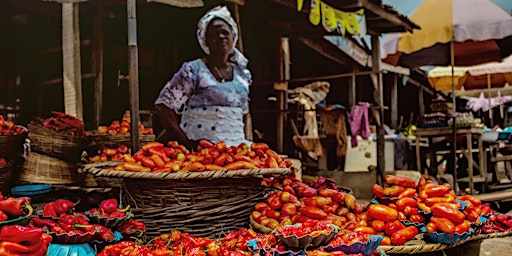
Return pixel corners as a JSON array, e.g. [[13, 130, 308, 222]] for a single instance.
[[0, 193, 32, 222], [30, 111, 87, 137], [483, 213, 512, 233], [275, 219, 333, 237], [42, 198, 75, 218], [0, 158, 6, 166], [115, 140, 292, 173], [0, 225, 52, 256], [117, 219, 146, 239], [31, 213, 115, 242], [88, 198, 131, 219], [98, 228, 260, 256], [0, 115, 26, 136]]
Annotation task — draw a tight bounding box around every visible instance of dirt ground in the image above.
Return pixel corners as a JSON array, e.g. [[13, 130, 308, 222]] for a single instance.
[[480, 236, 512, 255]]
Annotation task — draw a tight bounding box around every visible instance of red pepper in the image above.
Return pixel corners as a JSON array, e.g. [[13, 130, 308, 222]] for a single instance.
[[92, 224, 115, 242], [31, 218, 58, 228], [0, 192, 3, 201], [100, 198, 118, 213], [43, 202, 58, 218], [0, 198, 29, 218], [0, 225, 43, 244], [54, 199, 74, 215], [0, 210, 7, 222]]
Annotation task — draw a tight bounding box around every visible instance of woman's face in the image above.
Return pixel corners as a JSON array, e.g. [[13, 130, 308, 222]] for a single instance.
[[205, 19, 234, 56]]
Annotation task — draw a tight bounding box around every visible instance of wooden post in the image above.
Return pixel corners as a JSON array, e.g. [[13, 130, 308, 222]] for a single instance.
[[231, 3, 252, 141], [277, 37, 290, 153], [391, 74, 398, 129], [62, 2, 83, 120], [92, 3, 104, 128], [127, 0, 140, 152], [419, 87, 425, 120], [371, 35, 385, 182], [348, 71, 356, 107]]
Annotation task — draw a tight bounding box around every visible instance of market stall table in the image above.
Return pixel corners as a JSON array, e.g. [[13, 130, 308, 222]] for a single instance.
[[414, 127, 486, 194]]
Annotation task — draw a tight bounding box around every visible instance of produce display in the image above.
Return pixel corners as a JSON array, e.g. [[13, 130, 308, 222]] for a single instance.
[[29, 111, 87, 136], [97, 116, 153, 135], [0, 116, 26, 136], [112, 140, 292, 173], [88, 145, 130, 162]]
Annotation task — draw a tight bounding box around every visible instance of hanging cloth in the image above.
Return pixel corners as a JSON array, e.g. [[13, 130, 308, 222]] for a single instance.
[[349, 102, 371, 147]]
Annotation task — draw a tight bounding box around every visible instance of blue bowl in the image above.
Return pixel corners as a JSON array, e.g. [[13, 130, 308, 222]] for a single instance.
[[323, 235, 383, 256], [420, 227, 474, 244], [11, 184, 52, 202]]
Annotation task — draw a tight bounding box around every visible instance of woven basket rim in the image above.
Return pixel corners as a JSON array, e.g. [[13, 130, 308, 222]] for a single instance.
[[378, 231, 512, 253], [28, 124, 86, 140], [249, 214, 273, 234], [87, 131, 155, 137], [82, 162, 291, 180]]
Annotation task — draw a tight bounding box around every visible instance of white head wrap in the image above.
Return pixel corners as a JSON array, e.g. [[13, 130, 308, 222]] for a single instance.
[[197, 6, 249, 69]]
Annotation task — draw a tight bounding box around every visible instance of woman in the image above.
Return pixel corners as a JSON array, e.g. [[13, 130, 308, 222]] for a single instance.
[[155, 6, 252, 150]]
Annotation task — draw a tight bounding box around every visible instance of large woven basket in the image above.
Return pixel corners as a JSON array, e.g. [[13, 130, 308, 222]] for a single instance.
[[0, 126, 27, 157], [20, 152, 80, 185], [88, 132, 155, 149], [82, 162, 291, 238], [0, 161, 17, 194], [28, 125, 86, 162]]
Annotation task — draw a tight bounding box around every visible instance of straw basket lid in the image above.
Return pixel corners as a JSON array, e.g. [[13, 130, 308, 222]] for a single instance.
[[82, 162, 291, 180], [20, 152, 80, 185]]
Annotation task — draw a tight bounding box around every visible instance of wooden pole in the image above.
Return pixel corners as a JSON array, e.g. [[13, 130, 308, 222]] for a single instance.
[[371, 35, 385, 182], [127, 0, 140, 152], [348, 71, 356, 107], [391, 73, 398, 129], [92, 3, 104, 128], [277, 37, 290, 153], [62, 2, 83, 120], [419, 87, 425, 119]]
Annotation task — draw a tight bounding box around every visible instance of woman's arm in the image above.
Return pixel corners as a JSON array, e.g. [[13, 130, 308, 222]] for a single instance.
[[155, 104, 198, 150]]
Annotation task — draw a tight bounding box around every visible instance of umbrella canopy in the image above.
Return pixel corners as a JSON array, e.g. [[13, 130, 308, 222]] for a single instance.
[[427, 55, 512, 91], [381, 0, 512, 68]]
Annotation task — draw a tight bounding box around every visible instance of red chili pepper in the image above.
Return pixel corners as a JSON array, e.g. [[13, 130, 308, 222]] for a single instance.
[[0, 198, 29, 218], [54, 199, 74, 215], [100, 198, 118, 213], [31, 218, 58, 228]]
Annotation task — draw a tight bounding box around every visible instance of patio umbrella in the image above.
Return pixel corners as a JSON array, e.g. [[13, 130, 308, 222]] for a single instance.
[[380, 0, 512, 194], [381, 0, 512, 68]]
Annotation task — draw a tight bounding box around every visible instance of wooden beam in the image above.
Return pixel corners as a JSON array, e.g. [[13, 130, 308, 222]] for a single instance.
[[348, 72, 356, 107], [297, 37, 349, 66], [419, 87, 425, 119], [407, 78, 435, 96], [128, 0, 141, 152]]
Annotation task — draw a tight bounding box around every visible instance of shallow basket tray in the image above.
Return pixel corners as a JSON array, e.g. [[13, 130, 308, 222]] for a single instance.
[[87, 132, 155, 149], [378, 231, 512, 254], [0, 126, 28, 156], [28, 124, 86, 161]]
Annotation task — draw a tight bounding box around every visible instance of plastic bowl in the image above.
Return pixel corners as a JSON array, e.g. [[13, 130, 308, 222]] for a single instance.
[[323, 235, 383, 256], [420, 227, 474, 244], [11, 184, 52, 202], [273, 224, 339, 249], [247, 239, 305, 256]]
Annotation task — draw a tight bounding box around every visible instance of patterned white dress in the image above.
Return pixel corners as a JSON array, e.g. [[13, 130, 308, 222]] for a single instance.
[[155, 59, 252, 146]]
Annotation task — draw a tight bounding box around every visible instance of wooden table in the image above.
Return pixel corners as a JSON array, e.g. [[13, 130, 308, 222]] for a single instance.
[[414, 127, 486, 195]]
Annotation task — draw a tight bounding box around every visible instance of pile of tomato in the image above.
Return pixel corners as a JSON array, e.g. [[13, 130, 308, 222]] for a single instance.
[[112, 140, 292, 173]]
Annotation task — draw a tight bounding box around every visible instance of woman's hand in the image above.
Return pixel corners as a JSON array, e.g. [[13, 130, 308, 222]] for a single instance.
[[155, 104, 195, 149]]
